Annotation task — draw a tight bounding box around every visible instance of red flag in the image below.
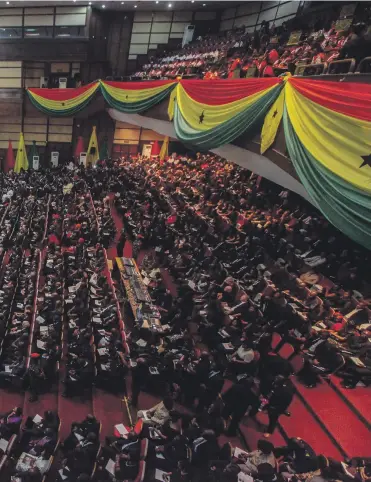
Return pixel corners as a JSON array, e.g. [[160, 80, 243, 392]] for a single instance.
[[74, 136, 85, 159], [4, 140, 15, 173], [151, 140, 160, 157]]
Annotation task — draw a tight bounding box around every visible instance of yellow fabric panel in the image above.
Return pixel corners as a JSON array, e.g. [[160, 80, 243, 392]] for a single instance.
[[176, 83, 276, 131], [261, 88, 285, 154], [101, 81, 175, 103], [285, 81, 371, 193], [29, 82, 99, 110]]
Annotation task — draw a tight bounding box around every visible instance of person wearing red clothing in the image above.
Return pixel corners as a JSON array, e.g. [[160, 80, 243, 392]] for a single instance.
[[312, 44, 326, 64], [228, 57, 241, 78]]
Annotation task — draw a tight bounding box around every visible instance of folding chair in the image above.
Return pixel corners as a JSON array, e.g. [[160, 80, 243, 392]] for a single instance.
[[134, 461, 146, 482], [5, 434, 17, 455], [277, 343, 295, 360], [271, 332, 282, 351], [140, 438, 148, 459], [290, 354, 305, 375]]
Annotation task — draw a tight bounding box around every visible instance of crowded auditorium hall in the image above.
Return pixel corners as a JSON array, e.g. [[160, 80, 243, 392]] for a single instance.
[[0, 0, 369, 481]]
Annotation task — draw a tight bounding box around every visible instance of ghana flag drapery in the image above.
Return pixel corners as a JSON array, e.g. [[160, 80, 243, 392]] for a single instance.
[[100, 79, 176, 113], [283, 77, 371, 249], [170, 78, 283, 150], [27, 82, 99, 116]]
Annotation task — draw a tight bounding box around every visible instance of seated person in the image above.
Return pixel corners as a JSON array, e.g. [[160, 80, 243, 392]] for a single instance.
[[137, 396, 174, 426], [0, 406, 22, 438], [237, 440, 276, 475], [62, 415, 100, 452], [26, 427, 57, 458]]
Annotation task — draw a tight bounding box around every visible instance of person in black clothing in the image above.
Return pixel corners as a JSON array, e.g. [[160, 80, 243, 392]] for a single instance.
[[274, 437, 317, 474], [196, 364, 224, 413], [222, 377, 259, 435], [130, 357, 149, 407], [339, 23, 371, 67], [116, 230, 126, 258], [263, 375, 294, 437]]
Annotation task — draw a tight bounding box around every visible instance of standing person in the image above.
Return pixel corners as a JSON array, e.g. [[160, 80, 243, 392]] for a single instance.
[[116, 229, 126, 258], [222, 377, 259, 436], [129, 358, 148, 408], [264, 375, 294, 437]]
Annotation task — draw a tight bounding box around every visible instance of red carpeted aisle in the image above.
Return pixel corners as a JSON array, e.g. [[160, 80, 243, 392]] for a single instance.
[[329, 376, 371, 428], [240, 415, 286, 450], [292, 379, 371, 458], [93, 388, 131, 440], [278, 394, 344, 459]]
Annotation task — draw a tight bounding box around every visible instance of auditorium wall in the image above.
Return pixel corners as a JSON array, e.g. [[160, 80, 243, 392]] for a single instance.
[[127, 8, 219, 73], [219, 1, 299, 32], [113, 121, 166, 157]]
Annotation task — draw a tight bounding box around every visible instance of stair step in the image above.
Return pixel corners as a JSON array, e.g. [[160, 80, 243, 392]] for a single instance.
[[292, 378, 371, 458], [240, 414, 286, 450], [279, 394, 344, 460], [329, 376, 371, 428]]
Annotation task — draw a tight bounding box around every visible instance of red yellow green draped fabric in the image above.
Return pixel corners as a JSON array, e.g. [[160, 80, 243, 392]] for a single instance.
[[171, 78, 283, 151], [100, 79, 176, 113], [25, 77, 371, 248], [27, 82, 99, 116], [283, 77, 371, 249]]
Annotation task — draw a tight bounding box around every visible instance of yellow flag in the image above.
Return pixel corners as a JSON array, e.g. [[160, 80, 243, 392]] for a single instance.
[[159, 136, 169, 161], [168, 86, 177, 121], [14, 132, 29, 173], [87, 126, 99, 166], [260, 88, 285, 154]]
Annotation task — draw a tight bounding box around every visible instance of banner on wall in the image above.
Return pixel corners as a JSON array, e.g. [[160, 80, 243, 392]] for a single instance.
[[79, 152, 87, 166], [32, 155, 40, 170], [51, 151, 59, 168], [142, 144, 152, 158]]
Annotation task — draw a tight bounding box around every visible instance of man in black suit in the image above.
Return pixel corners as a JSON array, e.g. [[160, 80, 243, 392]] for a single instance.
[[264, 375, 294, 437]]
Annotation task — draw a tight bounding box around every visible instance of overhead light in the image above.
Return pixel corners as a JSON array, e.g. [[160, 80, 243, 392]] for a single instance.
[[102, 3, 105, 7], [89, 1, 92, 4], [121, 1, 124, 3], [6, 1, 10, 4], [203, 2, 206, 5], [134, 4, 137, 7], [168, 2, 172, 6], [156, 0, 159, 3], [191, 1, 194, 3]]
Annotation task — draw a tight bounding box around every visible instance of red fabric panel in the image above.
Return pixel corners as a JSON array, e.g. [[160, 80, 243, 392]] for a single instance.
[[5, 140, 15, 173], [28, 82, 98, 101], [180, 78, 281, 105], [103, 79, 175, 90], [289, 77, 371, 122]]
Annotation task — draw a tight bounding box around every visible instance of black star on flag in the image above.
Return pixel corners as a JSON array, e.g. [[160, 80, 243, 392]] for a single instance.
[[125, 95, 129, 99], [360, 154, 371, 169], [61, 103, 65, 106], [272, 110, 278, 118], [199, 111, 205, 124]]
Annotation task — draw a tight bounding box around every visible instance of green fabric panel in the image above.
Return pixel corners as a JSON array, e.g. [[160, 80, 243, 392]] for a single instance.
[[27, 91, 94, 116], [99, 139, 109, 160], [283, 108, 371, 249], [100, 84, 175, 113], [173, 84, 282, 151]]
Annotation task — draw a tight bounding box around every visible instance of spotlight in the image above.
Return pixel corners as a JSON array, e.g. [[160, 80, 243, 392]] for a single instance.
[[168, 2, 172, 6], [102, 4, 105, 7]]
